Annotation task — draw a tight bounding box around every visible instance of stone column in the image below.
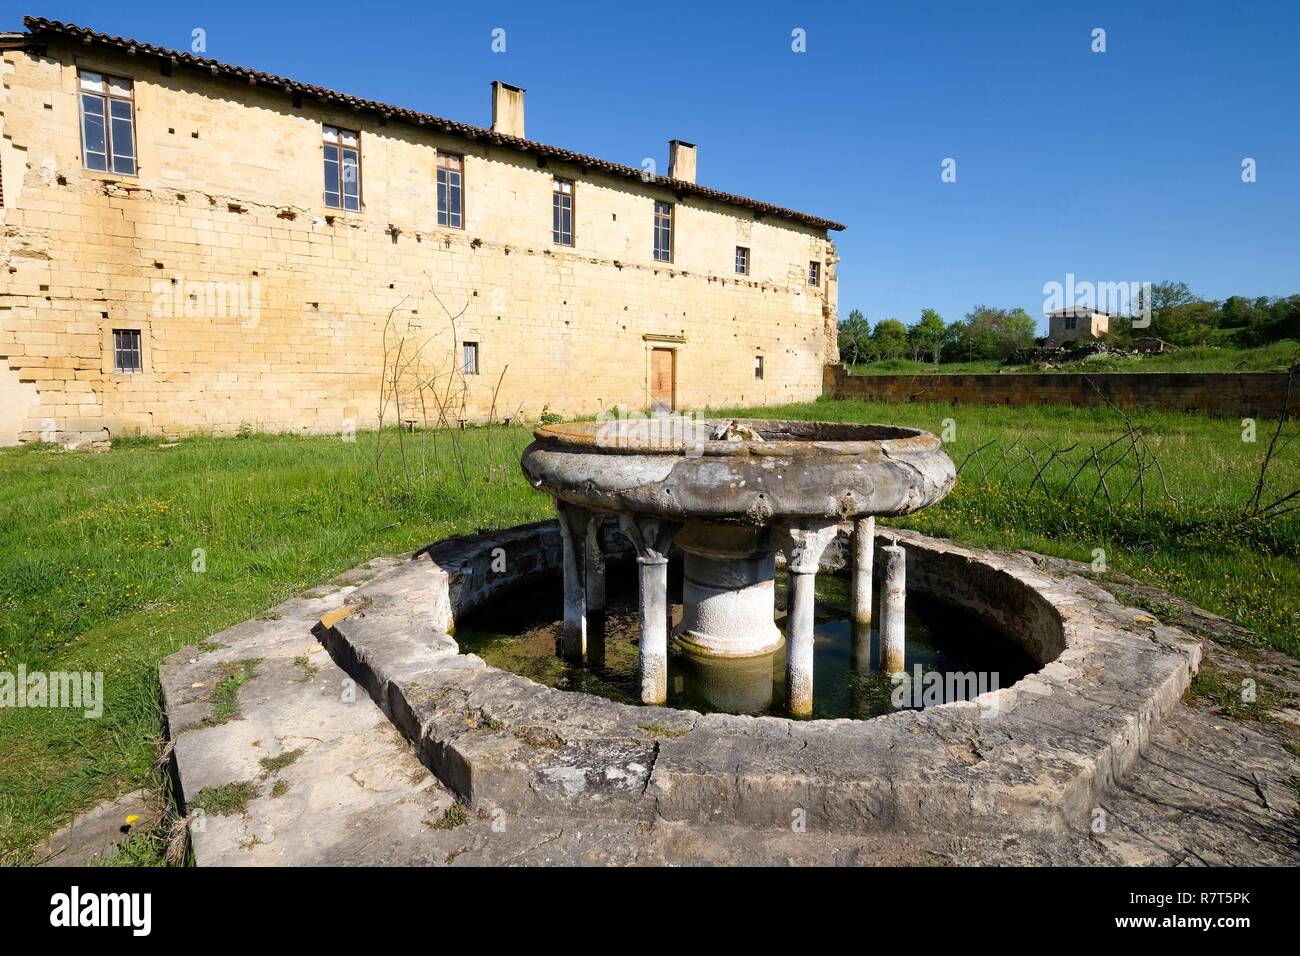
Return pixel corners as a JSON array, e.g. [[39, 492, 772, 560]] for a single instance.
[[585, 517, 606, 615], [880, 543, 906, 674], [617, 513, 681, 705], [851, 516, 875, 671], [777, 522, 840, 718], [556, 501, 591, 662], [585, 515, 608, 669], [637, 554, 670, 703]]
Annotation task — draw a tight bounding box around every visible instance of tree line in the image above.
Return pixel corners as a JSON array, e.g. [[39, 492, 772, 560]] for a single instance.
[[839, 282, 1300, 366], [1130, 282, 1300, 347], [838, 305, 1038, 365]]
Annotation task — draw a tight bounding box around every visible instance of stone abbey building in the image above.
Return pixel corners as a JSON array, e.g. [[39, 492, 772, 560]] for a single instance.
[[0, 18, 843, 445]]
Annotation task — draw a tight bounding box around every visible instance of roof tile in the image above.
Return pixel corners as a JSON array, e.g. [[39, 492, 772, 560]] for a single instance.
[[21, 17, 845, 232]]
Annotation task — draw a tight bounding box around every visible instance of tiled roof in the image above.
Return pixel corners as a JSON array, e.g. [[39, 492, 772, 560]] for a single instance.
[[20, 17, 846, 232]]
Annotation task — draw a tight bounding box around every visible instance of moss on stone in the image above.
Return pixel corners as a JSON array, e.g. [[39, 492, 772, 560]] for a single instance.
[[293, 654, 319, 680], [641, 723, 691, 739]]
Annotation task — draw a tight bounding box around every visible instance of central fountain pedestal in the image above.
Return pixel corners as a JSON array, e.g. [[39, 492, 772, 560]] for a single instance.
[[673, 523, 783, 659]]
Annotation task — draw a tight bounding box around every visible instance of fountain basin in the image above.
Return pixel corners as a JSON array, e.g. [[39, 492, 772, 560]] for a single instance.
[[522, 418, 955, 667], [521, 418, 956, 523], [314, 521, 1202, 835]]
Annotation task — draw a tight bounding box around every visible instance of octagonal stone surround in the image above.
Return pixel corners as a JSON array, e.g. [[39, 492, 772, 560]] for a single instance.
[[314, 521, 1201, 835]]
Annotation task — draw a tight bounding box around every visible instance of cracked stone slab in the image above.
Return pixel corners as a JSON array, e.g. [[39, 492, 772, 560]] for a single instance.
[[160, 559, 455, 866]]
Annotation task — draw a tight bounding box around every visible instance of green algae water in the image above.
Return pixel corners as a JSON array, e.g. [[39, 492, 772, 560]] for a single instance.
[[455, 561, 1036, 720]]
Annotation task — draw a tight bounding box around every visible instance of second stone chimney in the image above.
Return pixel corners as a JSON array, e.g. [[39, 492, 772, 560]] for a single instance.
[[491, 82, 526, 138], [668, 140, 697, 183]]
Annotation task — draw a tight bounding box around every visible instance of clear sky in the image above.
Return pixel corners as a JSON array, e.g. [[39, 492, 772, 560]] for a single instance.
[[10, 0, 1298, 333]]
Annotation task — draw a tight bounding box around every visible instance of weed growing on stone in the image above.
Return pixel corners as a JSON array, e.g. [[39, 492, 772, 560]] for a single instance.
[[259, 748, 305, 774], [431, 804, 469, 830], [1186, 665, 1278, 721], [205, 659, 261, 726], [190, 780, 259, 816]]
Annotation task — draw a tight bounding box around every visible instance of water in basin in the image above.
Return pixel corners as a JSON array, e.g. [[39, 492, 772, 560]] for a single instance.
[[455, 561, 1035, 720]]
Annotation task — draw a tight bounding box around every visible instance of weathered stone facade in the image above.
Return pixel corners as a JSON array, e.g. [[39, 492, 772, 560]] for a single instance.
[[0, 20, 842, 445]]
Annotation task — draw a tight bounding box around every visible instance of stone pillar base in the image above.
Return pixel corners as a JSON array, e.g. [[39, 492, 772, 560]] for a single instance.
[[674, 549, 783, 659]]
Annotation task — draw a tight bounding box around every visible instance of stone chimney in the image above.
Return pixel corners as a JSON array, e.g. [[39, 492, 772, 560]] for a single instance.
[[491, 82, 526, 138], [668, 140, 697, 184]]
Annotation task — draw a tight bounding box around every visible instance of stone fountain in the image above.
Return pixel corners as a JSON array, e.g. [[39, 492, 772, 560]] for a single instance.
[[521, 416, 955, 715]]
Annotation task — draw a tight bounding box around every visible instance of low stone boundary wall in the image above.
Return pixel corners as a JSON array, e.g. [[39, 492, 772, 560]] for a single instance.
[[823, 364, 1295, 418]]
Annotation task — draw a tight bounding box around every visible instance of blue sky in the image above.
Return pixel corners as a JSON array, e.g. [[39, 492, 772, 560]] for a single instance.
[[11, 0, 1298, 333]]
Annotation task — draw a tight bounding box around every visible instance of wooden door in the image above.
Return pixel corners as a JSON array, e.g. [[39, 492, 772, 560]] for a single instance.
[[650, 348, 675, 411]]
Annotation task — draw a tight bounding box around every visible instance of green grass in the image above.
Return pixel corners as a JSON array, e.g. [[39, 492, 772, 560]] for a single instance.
[[847, 340, 1299, 375], [94, 828, 171, 867], [849, 357, 1006, 375], [0, 426, 548, 863], [715, 397, 1300, 659], [2, 397, 1297, 862]]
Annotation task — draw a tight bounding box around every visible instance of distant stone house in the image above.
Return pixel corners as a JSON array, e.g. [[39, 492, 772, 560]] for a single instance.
[[0, 17, 845, 446], [1046, 307, 1113, 345]]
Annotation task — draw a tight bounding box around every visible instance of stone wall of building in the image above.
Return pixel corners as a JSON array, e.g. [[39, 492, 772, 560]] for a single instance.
[[0, 38, 839, 445], [824, 365, 1296, 419], [1046, 309, 1108, 344]]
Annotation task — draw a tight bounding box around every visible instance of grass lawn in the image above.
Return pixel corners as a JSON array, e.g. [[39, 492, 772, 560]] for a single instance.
[[847, 339, 1299, 375], [0, 427, 550, 863], [1, 397, 1297, 862]]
